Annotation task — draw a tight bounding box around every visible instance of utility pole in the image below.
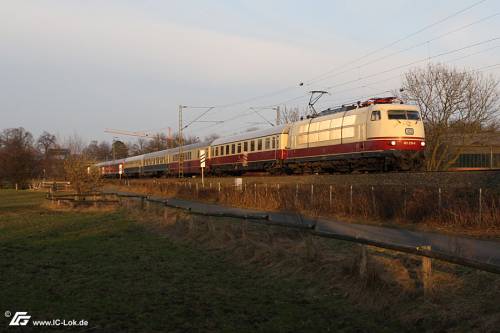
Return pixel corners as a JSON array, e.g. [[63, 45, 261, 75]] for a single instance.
[[178, 105, 184, 178], [177, 104, 218, 178], [276, 106, 281, 126]]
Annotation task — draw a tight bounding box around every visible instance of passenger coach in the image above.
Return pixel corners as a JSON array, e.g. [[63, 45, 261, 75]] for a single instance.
[[208, 126, 289, 175]]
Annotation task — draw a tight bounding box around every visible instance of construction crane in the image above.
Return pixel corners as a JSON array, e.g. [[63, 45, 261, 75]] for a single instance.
[[104, 127, 172, 140]]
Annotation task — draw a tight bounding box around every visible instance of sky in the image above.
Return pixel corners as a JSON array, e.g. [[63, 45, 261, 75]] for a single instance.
[[1, 0, 499, 143]]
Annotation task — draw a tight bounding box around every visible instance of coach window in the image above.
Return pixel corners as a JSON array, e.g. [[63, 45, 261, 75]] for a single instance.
[[243, 141, 248, 152], [237, 142, 242, 153], [271, 137, 276, 149], [371, 111, 381, 121], [276, 136, 280, 148], [226, 145, 230, 155], [250, 140, 255, 152], [257, 139, 263, 151], [231, 144, 235, 154], [265, 137, 271, 150]]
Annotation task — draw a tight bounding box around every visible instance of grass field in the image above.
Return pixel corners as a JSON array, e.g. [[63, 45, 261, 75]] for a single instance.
[[0, 190, 401, 332]]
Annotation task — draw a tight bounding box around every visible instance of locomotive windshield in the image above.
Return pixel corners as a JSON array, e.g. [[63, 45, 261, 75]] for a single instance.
[[387, 110, 420, 120]]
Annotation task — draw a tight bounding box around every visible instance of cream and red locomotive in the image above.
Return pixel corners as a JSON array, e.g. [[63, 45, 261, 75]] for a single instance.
[[95, 97, 425, 177]]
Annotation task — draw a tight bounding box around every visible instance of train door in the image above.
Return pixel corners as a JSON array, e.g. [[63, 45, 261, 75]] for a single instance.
[[366, 108, 383, 140]]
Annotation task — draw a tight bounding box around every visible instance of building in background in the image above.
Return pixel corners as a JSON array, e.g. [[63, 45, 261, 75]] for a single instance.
[[450, 131, 500, 170]]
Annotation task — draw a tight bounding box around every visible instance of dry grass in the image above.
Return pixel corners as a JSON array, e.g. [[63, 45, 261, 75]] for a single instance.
[[120, 201, 500, 332], [107, 180, 500, 238], [42, 200, 119, 213]]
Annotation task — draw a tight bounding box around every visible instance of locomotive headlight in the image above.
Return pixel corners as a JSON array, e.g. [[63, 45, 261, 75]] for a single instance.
[[421, 141, 426, 147], [390, 140, 396, 146]]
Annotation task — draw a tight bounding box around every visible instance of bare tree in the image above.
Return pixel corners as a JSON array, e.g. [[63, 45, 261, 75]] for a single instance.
[[400, 63, 499, 170], [64, 134, 86, 155], [0, 128, 37, 187], [146, 133, 169, 152], [36, 131, 60, 179], [36, 131, 57, 156], [280, 106, 304, 123], [83, 140, 112, 161], [111, 140, 128, 159], [63, 154, 102, 195]]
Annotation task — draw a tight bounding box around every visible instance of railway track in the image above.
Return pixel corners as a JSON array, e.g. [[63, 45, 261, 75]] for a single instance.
[[119, 170, 500, 189]]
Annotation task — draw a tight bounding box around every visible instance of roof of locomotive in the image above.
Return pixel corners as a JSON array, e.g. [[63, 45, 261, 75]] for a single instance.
[[211, 125, 289, 146]]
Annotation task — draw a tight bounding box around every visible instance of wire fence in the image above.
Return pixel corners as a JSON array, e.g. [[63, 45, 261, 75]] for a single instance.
[[121, 180, 499, 230]]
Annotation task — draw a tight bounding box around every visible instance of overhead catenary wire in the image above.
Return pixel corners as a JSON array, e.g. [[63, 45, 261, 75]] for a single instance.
[[307, 11, 500, 87], [178, 0, 491, 126], [324, 36, 500, 90], [303, 0, 490, 86]]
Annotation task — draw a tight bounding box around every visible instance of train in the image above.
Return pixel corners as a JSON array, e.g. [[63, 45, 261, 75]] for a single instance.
[[95, 97, 426, 177]]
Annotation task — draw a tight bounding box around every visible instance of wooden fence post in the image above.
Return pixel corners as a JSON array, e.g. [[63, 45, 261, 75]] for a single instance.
[[421, 246, 433, 296], [403, 185, 407, 219], [329, 185, 332, 208], [438, 187, 442, 214], [371, 186, 376, 214], [479, 188, 482, 224], [254, 183, 257, 204], [310, 184, 314, 204], [350, 185, 353, 215]]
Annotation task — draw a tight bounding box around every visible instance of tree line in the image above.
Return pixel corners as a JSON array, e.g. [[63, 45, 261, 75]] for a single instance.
[[0, 129, 216, 187]]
